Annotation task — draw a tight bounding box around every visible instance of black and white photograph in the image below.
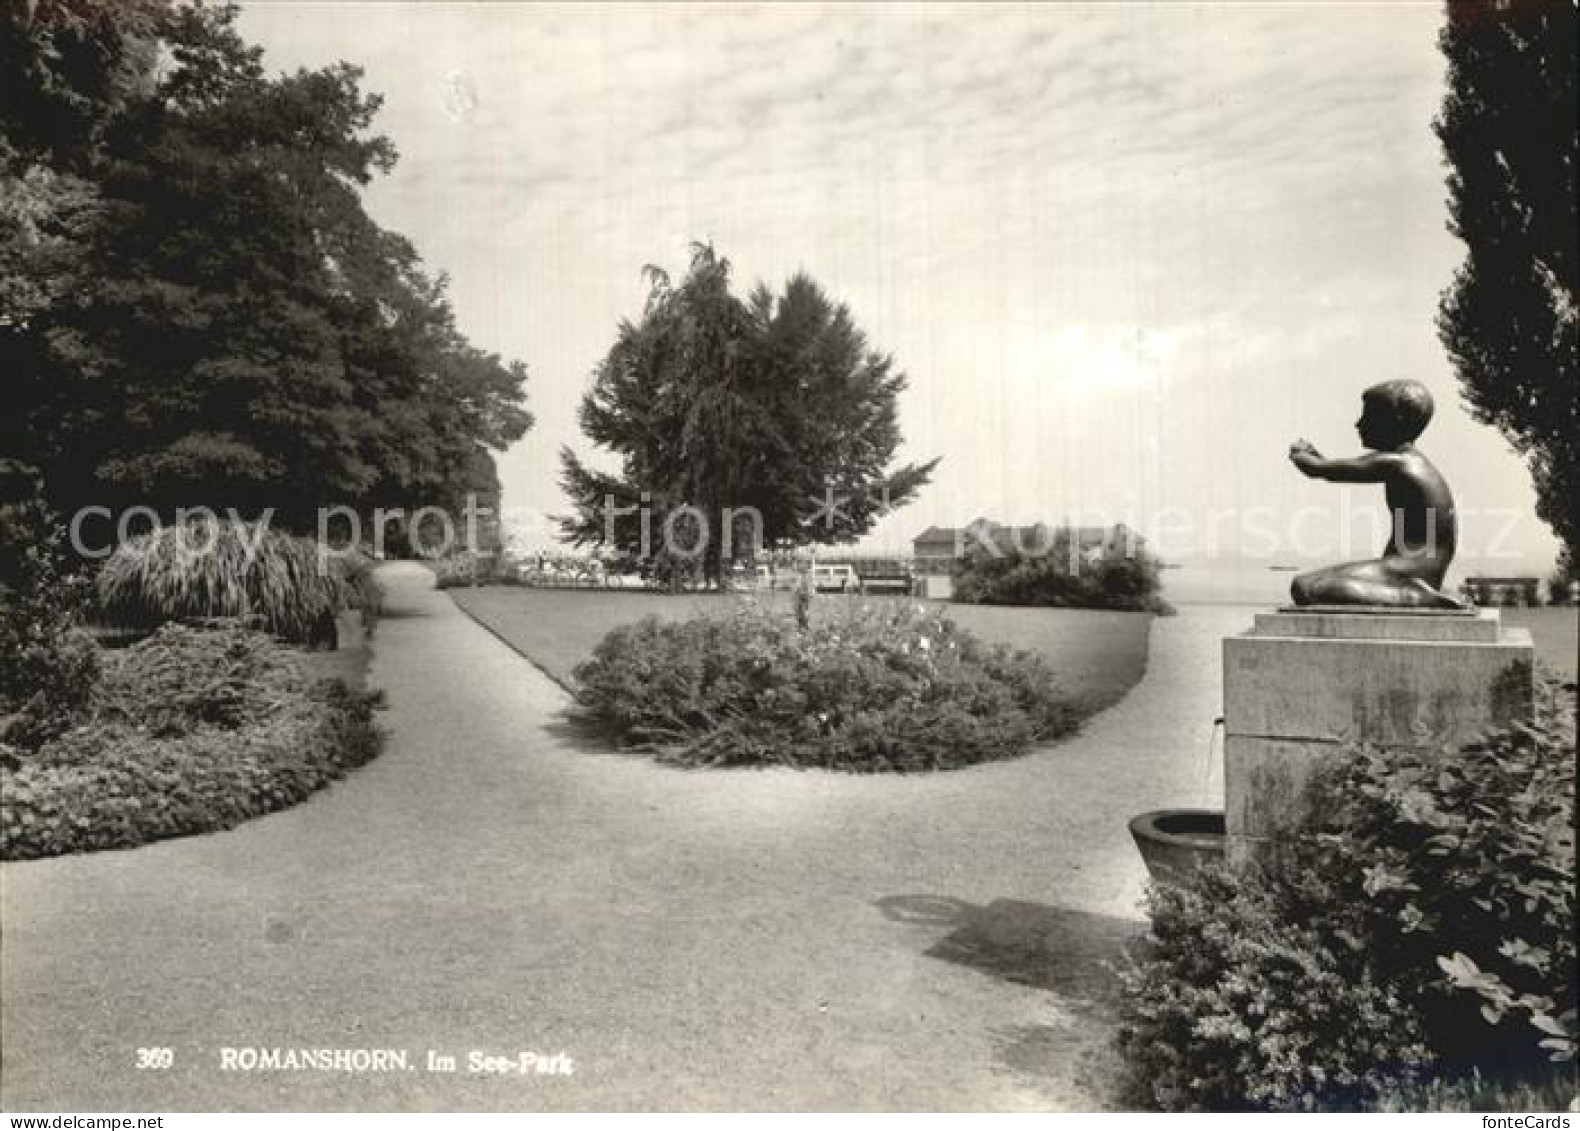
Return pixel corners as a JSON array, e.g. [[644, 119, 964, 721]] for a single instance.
[[1, 0, 1575, 1117]]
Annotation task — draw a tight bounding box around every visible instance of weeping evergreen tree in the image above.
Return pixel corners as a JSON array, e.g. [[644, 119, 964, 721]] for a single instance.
[[1436, 0, 1578, 573], [559, 244, 937, 585]]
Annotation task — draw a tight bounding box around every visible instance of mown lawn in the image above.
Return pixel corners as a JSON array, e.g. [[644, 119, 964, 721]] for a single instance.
[[1501, 606, 1579, 682], [446, 586, 1152, 717]]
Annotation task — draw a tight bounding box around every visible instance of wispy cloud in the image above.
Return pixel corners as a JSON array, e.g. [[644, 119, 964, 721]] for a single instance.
[[237, 1, 1557, 565], [288, 3, 1442, 252]]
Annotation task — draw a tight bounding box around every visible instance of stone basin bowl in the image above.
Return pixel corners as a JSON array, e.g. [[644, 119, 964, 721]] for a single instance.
[[1129, 808, 1226, 883]]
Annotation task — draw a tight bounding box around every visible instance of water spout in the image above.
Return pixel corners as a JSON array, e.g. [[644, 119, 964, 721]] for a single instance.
[[1201, 716, 1225, 805]]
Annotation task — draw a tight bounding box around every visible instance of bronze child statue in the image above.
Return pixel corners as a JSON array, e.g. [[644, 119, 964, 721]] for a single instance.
[[1287, 379, 1465, 609]]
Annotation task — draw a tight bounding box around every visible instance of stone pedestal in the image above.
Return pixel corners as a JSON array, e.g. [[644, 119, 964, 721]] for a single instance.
[[1223, 606, 1533, 861]]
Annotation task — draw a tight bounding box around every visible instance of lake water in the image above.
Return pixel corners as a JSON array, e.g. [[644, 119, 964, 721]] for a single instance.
[[1163, 561, 1315, 606], [1163, 562, 1576, 679]]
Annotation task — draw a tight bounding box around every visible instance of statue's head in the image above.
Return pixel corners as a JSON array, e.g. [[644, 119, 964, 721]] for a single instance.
[[1358, 379, 1434, 449]]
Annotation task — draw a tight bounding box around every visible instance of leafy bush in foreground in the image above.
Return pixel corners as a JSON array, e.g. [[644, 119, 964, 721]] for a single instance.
[[0, 624, 383, 859], [1118, 687, 1576, 1111], [95, 518, 359, 645], [1119, 861, 1433, 1111], [574, 599, 1077, 771], [1297, 698, 1576, 1075]]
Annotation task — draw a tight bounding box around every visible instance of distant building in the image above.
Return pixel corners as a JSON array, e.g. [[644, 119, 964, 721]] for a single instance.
[[911, 526, 967, 578]]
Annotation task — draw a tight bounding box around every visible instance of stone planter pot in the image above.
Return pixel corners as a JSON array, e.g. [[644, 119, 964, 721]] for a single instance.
[[1129, 808, 1226, 883]]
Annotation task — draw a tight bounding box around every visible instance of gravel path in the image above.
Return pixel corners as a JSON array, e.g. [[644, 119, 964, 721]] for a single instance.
[[1, 562, 1245, 1111]]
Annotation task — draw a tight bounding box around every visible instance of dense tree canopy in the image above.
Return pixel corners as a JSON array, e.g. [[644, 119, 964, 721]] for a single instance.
[[1436, 0, 1577, 572], [559, 244, 937, 582], [1, 1, 530, 539]]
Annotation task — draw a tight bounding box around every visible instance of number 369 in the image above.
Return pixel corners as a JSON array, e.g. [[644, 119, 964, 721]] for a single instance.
[[136, 1047, 174, 1069]]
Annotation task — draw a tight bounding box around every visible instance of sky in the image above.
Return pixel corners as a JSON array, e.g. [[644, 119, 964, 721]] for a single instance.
[[237, 0, 1563, 583]]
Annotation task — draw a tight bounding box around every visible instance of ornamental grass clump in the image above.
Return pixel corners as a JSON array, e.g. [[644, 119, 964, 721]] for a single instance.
[[96, 518, 358, 645], [574, 599, 1078, 771]]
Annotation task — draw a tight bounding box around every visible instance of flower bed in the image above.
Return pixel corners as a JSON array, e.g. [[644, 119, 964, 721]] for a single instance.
[[573, 599, 1078, 771], [1, 623, 383, 860]]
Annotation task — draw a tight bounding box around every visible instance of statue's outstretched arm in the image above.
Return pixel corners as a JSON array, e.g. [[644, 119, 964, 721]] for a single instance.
[[1293, 450, 1402, 483]]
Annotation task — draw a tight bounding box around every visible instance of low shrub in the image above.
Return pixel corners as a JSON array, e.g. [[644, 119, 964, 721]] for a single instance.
[[95, 518, 358, 645], [338, 547, 384, 633], [0, 623, 383, 860], [1118, 861, 1433, 1111], [1368, 1071, 1579, 1113], [91, 622, 310, 735], [1296, 696, 1576, 1075], [1, 683, 381, 859], [431, 551, 500, 590], [641, 548, 706, 592], [574, 599, 1078, 771], [952, 533, 1173, 614], [1118, 687, 1576, 1111], [0, 488, 101, 750]]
